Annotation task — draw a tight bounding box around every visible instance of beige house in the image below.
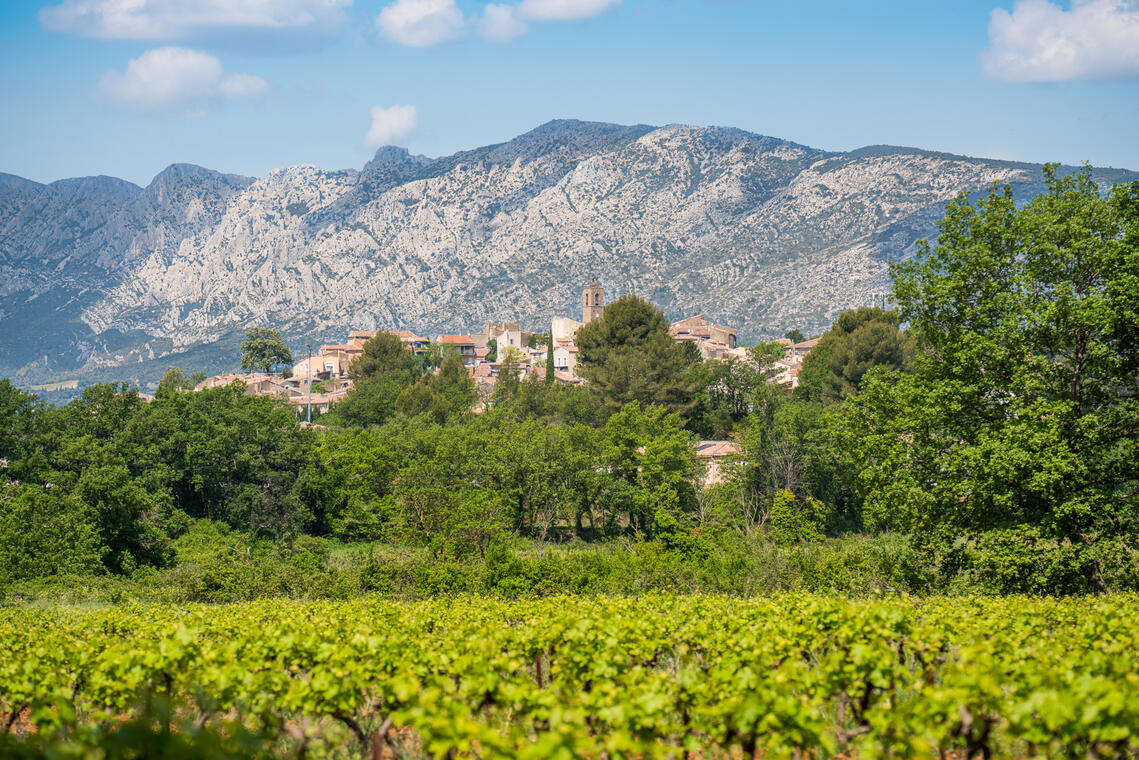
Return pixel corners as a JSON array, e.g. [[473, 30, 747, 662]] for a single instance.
[[287, 389, 350, 415], [669, 315, 738, 350], [348, 329, 379, 343], [770, 359, 800, 389], [491, 327, 529, 354], [694, 440, 742, 487], [292, 354, 350, 380], [552, 344, 579, 377], [552, 316, 584, 344], [437, 334, 478, 366], [388, 330, 431, 354], [194, 373, 301, 400], [319, 343, 363, 367], [475, 322, 523, 350], [790, 338, 819, 362]]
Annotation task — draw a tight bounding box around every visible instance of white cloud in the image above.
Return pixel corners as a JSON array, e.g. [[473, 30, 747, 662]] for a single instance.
[[39, 0, 350, 41], [365, 104, 418, 148], [375, 0, 619, 47], [96, 47, 267, 116], [982, 0, 1139, 82], [480, 4, 529, 42], [516, 0, 620, 21], [217, 72, 271, 98], [376, 0, 466, 47]]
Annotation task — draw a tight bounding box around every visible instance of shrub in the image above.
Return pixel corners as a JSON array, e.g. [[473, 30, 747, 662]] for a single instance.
[[769, 489, 829, 544]]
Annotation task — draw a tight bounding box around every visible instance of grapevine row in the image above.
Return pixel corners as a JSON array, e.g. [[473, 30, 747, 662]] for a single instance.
[[2, 594, 1137, 758]]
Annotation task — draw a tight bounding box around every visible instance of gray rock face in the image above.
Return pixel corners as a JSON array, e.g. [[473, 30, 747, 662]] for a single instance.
[[1, 120, 1134, 387]]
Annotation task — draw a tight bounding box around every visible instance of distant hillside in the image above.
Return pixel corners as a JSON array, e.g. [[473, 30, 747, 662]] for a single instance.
[[1, 119, 1135, 390]]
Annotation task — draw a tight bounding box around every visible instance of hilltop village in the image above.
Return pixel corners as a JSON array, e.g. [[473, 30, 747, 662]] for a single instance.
[[194, 285, 819, 415]]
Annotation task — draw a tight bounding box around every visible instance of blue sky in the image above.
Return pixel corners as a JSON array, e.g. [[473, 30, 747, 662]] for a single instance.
[[2, 0, 1137, 185]]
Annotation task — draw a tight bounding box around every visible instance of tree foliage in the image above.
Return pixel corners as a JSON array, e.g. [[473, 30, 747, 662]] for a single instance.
[[576, 295, 699, 418], [337, 331, 420, 426], [847, 167, 1139, 591], [239, 328, 292, 374], [796, 307, 913, 404], [769, 488, 829, 544], [157, 367, 207, 395]]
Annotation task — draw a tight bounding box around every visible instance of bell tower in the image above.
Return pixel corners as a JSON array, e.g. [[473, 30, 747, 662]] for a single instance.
[[582, 283, 604, 324]]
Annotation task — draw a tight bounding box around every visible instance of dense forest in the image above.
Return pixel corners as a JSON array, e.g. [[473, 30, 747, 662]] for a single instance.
[[2, 166, 1137, 600]]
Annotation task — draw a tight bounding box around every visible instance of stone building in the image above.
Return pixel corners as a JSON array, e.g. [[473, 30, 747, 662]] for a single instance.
[[582, 283, 604, 324]]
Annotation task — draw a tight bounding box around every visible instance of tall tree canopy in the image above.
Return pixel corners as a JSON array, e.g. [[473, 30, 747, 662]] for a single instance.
[[576, 295, 699, 418], [847, 167, 1139, 591], [337, 332, 421, 427], [240, 328, 293, 374], [797, 307, 913, 404], [396, 347, 476, 423]]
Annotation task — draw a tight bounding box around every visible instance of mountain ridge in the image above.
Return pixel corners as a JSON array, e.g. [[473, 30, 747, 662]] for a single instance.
[[1, 119, 1135, 392]]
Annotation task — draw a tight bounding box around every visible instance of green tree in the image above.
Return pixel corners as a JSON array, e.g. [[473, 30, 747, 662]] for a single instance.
[[395, 379, 450, 423], [545, 338, 555, 384], [796, 307, 913, 404], [338, 331, 420, 427], [72, 463, 174, 572], [734, 392, 859, 530], [599, 402, 699, 535], [784, 328, 805, 343], [240, 328, 293, 374], [768, 488, 829, 544], [0, 380, 43, 481], [317, 429, 397, 542], [576, 295, 699, 418], [0, 484, 102, 585], [848, 167, 1139, 591], [434, 347, 476, 415], [688, 340, 787, 438], [493, 347, 523, 405], [157, 367, 206, 395], [119, 383, 323, 541]]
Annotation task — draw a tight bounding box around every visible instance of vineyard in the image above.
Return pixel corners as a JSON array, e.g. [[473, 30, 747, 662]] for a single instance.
[[2, 594, 1138, 759]]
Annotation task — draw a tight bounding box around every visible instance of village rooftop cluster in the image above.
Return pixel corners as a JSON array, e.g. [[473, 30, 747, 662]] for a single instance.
[[194, 285, 819, 415]]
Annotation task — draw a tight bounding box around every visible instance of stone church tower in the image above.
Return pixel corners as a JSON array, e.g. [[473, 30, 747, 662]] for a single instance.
[[582, 283, 604, 324]]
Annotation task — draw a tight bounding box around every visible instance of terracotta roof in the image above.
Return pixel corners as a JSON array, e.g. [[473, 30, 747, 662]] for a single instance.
[[438, 334, 475, 344], [389, 329, 429, 342], [694, 441, 742, 458], [795, 339, 820, 349], [553, 370, 581, 384], [670, 314, 736, 333]]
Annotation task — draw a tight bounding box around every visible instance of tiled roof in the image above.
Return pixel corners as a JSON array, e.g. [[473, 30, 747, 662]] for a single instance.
[[694, 441, 742, 458], [390, 329, 429, 342]]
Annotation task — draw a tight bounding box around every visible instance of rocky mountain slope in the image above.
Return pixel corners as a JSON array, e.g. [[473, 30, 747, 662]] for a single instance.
[[2, 120, 1135, 389]]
